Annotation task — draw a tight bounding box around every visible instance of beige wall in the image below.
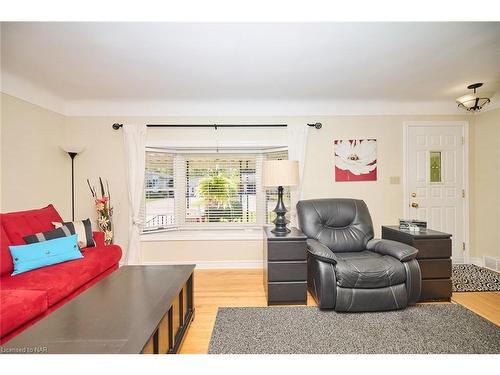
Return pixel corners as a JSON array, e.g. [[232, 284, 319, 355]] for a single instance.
[[469, 108, 500, 260], [1, 93, 497, 265], [0, 94, 70, 217], [63, 114, 468, 264], [61, 117, 129, 248], [302, 115, 464, 236], [142, 240, 262, 264]]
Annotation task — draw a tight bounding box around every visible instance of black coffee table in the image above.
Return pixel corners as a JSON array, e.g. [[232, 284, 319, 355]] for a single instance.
[[1, 265, 195, 354]]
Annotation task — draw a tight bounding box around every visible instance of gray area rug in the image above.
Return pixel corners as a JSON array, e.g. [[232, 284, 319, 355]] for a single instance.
[[452, 264, 500, 292], [208, 305, 500, 354]]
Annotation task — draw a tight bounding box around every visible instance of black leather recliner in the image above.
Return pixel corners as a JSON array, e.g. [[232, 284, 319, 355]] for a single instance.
[[297, 198, 421, 312]]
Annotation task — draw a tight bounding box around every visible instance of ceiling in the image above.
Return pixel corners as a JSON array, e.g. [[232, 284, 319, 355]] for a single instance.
[[1, 22, 499, 113]]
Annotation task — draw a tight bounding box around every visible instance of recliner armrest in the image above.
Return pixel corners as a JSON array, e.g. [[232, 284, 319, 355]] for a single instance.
[[366, 239, 418, 262], [307, 239, 338, 264]]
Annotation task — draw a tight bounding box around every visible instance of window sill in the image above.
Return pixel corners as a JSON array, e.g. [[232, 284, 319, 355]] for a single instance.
[[140, 227, 264, 241]]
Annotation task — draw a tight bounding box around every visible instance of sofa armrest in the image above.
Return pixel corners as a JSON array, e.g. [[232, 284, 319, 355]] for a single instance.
[[92, 231, 106, 247], [366, 239, 418, 262], [307, 239, 339, 264]]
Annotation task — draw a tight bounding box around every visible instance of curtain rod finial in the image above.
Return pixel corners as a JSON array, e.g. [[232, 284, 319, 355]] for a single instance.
[[112, 123, 123, 130], [307, 122, 322, 129]]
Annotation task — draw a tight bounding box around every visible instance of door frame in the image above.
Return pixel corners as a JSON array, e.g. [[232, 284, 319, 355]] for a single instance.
[[402, 121, 470, 263]]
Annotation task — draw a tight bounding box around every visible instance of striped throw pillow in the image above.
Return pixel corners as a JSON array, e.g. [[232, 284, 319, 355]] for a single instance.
[[53, 218, 95, 248], [23, 225, 75, 244]]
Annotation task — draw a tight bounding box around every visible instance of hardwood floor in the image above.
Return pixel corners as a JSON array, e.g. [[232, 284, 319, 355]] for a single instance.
[[452, 291, 500, 325], [179, 269, 500, 354]]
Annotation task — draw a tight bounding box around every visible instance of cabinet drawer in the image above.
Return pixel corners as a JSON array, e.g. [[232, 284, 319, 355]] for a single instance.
[[268, 261, 307, 282], [418, 259, 452, 279], [419, 278, 452, 301], [268, 281, 307, 304], [414, 239, 452, 259], [268, 241, 306, 261]]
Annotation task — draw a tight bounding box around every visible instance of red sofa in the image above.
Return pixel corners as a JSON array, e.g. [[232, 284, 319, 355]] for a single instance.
[[0, 205, 122, 344]]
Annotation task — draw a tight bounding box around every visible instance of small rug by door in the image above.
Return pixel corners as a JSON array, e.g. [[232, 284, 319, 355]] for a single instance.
[[208, 305, 500, 354], [452, 264, 500, 292]]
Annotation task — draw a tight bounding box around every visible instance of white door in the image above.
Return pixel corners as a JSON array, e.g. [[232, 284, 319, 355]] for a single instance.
[[405, 122, 468, 262]]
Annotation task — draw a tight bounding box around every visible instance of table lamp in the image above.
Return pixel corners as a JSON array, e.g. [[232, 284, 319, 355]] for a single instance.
[[262, 160, 299, 234]]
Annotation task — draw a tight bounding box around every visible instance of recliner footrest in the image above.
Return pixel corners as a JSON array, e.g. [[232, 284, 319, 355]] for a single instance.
[[334, 283, 408, 312]]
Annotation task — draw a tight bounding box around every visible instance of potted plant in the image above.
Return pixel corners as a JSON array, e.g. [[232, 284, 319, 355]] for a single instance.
[[196, 170, 241, 222]]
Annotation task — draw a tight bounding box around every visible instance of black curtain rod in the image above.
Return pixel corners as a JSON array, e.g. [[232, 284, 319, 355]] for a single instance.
[[112, 123, 322, 130]]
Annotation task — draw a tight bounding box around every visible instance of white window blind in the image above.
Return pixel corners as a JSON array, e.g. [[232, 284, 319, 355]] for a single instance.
[[264, 149, 291, 224], [185, 155, 257, 224], [143, 151, 176, 231]]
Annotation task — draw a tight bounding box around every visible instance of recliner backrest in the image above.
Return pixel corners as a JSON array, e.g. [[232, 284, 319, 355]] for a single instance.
[[296, 198, 374, 252]]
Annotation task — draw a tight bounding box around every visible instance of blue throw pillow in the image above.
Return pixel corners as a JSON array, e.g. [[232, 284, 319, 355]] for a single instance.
[[9, 234, 83, 276]]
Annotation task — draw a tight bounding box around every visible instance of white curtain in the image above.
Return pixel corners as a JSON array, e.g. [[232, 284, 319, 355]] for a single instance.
[[123, 124, 147, 265], [287, 123, 310, 228]]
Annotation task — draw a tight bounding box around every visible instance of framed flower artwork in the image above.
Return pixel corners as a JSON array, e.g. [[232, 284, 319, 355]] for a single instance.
[[334, 139, 377, 181]]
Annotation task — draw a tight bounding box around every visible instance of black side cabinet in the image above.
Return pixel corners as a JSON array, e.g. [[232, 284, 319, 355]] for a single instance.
[[382, 225, 452, 301], [263, 227, 307, 305]]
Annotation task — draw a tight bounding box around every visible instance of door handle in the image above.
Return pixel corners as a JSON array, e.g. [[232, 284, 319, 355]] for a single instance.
[[411, 202, 419, 208]]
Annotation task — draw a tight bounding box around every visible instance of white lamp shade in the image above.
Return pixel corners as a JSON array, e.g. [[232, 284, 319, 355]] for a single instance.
[[456, 92, 493, 110], [262, 160, 299, 187], [60, 145, 85, 154]]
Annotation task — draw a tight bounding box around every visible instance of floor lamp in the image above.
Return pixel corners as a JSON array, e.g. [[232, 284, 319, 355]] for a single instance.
[[61, 145, 85, 221]]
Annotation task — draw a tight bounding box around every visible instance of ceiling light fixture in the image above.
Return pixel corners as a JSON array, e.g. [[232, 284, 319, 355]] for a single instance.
[[456, 83, 492, 112]]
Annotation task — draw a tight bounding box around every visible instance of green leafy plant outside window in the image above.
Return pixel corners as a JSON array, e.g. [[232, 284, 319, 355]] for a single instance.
[[196, 170, 243, 222]]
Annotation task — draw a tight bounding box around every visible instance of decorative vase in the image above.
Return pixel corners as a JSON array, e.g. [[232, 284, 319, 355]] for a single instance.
[[96, 198, 114, 245], [88, 178, 114, 245]]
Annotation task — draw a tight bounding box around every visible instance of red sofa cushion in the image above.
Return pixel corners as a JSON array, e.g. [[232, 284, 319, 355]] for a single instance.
[[0, 244, 122, 307], [0, 204, 63, 276], [1, 204, 63, 245], [0, 289, 48, 338]]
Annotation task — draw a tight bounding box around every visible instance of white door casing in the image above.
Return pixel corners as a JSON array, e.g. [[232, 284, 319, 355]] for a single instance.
[[403, 121, 469, 263]]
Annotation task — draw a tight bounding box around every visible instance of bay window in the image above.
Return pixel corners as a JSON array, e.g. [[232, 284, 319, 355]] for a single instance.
[[142, 148, 289, 232]]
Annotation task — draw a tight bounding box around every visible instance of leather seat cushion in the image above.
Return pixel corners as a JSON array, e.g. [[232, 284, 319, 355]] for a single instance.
[[334, 250, 406, 288]]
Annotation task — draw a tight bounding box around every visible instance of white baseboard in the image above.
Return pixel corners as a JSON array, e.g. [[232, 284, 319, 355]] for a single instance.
[[452, 256, 500, 271], [452, 257, 466, 264], [470, 257, 484, 267], [141, 260, 263, 269], [452, 257, 483, 267]]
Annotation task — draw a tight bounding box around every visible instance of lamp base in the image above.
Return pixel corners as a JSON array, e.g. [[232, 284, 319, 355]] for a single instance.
[[271, 226, 291, 234], [271, 186, 290, 234]]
